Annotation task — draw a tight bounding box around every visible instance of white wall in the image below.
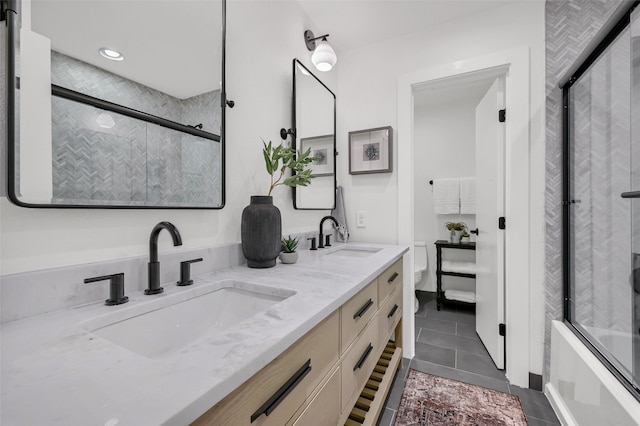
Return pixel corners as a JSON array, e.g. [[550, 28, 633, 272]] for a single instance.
[[0, 0, 547, 382], [0, 0, 337, 274], [413, 100, 477, 292], [336, 1, 546, 380]]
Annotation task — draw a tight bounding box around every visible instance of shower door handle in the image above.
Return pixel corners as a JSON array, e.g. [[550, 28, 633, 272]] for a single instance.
[[621, 191, 640, 198]]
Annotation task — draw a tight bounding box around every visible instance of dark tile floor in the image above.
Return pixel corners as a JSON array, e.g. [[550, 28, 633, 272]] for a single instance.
[[377, 291, 560, 426]]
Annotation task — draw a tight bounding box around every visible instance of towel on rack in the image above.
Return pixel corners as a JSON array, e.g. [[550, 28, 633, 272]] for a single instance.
[[459, 177, 476, 214], [441, 260, 476, 274], [433, 178, 459, 214], [445, 289, 476, 303], [331, 186, 350, 242]]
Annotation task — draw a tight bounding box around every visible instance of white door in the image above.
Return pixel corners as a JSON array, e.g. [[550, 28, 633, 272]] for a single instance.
[[475, 77, 506, 369]]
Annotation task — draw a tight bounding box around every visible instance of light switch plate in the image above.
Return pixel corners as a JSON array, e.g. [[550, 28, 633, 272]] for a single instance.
[[356, 211, 367, 228]]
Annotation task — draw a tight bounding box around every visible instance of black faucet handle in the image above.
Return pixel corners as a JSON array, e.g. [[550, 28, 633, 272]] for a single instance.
[[84, 273, 128, 306], [307, 237, 317, 250], [325, 234, 332, 247], [177, 258, 203, 286]]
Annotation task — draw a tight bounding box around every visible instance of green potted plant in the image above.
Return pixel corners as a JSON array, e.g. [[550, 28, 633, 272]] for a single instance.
[[241, 141, 315, 268], [460, 229, 471, 244], [445, 221, 467, 244], [264, 141, 315, 196], [279, 235, 299, 264]]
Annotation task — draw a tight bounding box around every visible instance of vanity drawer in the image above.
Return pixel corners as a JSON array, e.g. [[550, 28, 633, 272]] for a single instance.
[[341, 317, 380, 412], [192, 311, 339, 426], [289, 366, 341, 426], [378, 286, 403, 345], [341, 280, 378, 354], [377, 259, 403, 307]]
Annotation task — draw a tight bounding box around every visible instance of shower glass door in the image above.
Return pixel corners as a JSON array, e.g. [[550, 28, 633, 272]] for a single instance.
[[630, 6, 640, 389], [566, 10, 639, 393]]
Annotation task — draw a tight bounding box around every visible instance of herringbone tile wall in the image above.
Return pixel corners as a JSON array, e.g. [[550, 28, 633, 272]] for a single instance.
[[569, 28, 632, 335], [544, 0, 625, 381], [49, 51, 222, 206]]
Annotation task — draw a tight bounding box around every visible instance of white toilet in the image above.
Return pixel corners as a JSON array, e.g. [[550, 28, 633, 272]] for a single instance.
[[414, 241, 428, 313]]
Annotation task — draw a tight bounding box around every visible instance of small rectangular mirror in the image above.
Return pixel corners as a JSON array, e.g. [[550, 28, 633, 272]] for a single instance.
[[291, 59, 336, 210]]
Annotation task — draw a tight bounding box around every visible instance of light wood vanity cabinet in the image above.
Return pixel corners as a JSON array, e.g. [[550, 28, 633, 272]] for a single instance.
[[341, 279, 378, 354], [378, 283, 403, 348], [192, 312, 340, 426], [193, 258, 404, 426], [378, 261, 403, 307]]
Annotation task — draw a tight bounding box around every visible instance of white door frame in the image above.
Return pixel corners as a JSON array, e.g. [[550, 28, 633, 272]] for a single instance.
[[397, 46, 530, 387]]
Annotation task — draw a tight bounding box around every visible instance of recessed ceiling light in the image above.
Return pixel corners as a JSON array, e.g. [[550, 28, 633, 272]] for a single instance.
[[96, 112, 115, 129], [99, 47, 124, 61]]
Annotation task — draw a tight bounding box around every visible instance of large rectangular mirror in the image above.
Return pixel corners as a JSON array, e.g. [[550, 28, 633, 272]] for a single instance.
[[291, 59, 336, 210], [5, 0, 226, 208]]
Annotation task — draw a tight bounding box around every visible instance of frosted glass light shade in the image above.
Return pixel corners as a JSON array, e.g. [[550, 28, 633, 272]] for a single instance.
[[311, 39, 337, 72]]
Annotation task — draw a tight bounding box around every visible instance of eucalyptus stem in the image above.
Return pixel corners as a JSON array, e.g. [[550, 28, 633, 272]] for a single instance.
[[263, 140, 316, 196]]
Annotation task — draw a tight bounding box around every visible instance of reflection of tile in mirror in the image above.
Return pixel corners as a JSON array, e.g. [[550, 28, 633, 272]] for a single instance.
[[363, 143, 380, 161]]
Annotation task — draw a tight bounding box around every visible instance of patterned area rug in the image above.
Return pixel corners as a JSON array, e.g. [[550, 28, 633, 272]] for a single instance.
[[394, 369, 528, 426]]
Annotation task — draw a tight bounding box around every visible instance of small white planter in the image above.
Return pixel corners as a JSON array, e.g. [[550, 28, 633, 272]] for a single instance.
[[449, 230, 462, 244], [279, 251, 299, 264]]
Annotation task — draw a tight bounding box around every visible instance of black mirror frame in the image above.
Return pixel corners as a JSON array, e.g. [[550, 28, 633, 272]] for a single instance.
[[3, 0, 228, 209], [291, 58, 336, 210]]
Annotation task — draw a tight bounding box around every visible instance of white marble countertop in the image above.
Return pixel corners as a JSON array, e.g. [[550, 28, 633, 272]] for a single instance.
[[1, 242, 407, 426]]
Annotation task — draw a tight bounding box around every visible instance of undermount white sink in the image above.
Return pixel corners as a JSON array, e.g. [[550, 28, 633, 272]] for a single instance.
[[324, 246, 382, 258], [79, 280, 296, 358]]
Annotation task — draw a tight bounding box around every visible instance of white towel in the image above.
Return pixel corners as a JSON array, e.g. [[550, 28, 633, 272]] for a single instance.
[[433, 178, 459, 214], [445, 289, 476, 303], [459, 177, 476, 214], [441, 261, 476, 274], [331, 186, 350, 242]]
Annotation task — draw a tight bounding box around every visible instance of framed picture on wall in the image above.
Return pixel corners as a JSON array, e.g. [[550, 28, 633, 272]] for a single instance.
[[348, 126, 392, 174], [301, 135, 334, 177]]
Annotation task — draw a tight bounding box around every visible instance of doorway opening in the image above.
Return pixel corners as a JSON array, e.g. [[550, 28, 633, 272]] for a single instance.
[[412, 69, 507, 372], [397, 46, 531, 387]]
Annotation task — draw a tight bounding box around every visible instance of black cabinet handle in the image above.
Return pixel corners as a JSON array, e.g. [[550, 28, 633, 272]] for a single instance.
[[250, 359, 311, 423], [470, 228, 479, 235], [387, 304, 399, 318], [353, 343, 373, 371], [353, 298, 374, 319], [387, 272, 399, 284], [621, 191, 640, 199]]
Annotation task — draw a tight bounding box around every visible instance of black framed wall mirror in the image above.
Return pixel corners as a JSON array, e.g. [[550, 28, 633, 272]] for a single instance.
[[291, 59, 336, 210], [4, 0, 227, 208]]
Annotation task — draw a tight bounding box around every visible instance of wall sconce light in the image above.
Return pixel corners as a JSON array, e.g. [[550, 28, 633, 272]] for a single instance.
[[304, 30, 337, 72]]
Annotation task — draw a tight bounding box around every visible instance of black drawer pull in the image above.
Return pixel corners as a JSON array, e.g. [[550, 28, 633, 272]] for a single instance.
[[387, 304, 399, 318], [353, 298, 374, 319], [387, 272, 399, 284], [353, 343, 374, 371], [250, 359, 312, 423]]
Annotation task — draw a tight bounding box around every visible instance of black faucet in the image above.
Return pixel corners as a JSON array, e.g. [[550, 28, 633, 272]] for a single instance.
[[84, 273, 128, 306], [318, 216, 339, 249], [146, 221, 182, 295]]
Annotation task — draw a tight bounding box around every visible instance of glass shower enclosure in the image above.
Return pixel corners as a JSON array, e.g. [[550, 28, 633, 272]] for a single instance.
[[564, 5, 640, 397]]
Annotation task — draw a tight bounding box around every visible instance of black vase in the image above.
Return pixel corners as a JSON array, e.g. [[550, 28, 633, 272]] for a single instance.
[[241, 196, 282, 268]]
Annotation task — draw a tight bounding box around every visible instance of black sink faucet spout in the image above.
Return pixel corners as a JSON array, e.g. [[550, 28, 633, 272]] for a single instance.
[[146, 221, 182, 295], [318, 215, 339, 249]]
